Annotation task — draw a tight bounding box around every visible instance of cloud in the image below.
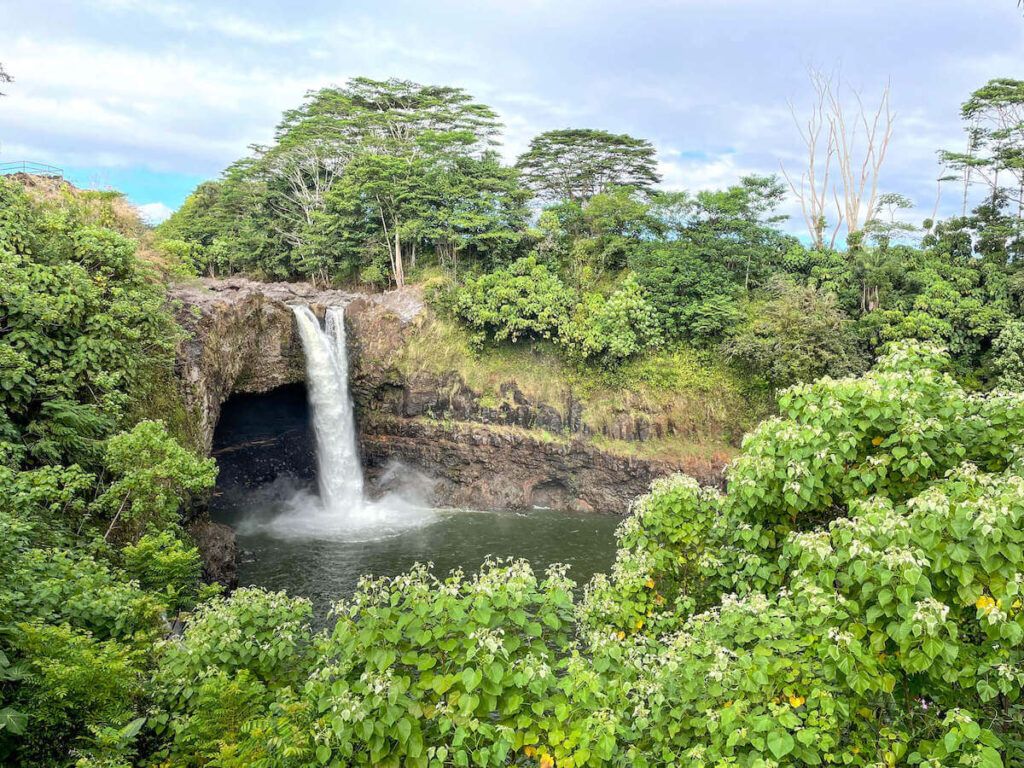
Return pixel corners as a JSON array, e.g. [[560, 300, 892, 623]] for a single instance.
[[90, 0, 310, 44], [2, 0, 1022, 225], [137, 201, 173, 224]]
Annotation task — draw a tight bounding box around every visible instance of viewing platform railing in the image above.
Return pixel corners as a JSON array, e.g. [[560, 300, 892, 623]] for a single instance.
[[0, 161, 64, 178]]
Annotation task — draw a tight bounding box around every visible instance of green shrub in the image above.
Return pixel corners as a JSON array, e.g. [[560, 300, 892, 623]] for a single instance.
[[450, 256, 573, 344], [724, 278, 865, 389], [3, 623, 143, 766], [993, 318, 1024, 390], [560, 275, 662, 364], [95, 420, 217, 543], [121, 531, 203, 613], [300, 560, 577, 767]]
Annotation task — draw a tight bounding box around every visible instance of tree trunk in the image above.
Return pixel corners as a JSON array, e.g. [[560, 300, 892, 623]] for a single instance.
[[393, 226, 405, 288]]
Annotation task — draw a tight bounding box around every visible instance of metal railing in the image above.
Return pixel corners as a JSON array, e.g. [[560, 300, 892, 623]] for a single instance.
[[0, 161, 63, 178]]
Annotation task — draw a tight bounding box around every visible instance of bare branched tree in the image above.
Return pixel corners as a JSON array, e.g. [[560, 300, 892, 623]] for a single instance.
[[830, 80, 895, 237], [782, 68, 896, 249], [781, 69, 839, 249]]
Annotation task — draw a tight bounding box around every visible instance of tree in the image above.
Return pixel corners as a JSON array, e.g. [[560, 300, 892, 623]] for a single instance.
[[515, 128, 661, 203], [164, 78, 514, 286], [781, 69, 895, 248], [449, 255, 573, 344], [670, 174, 794, 289], [418, 152, 529, 272], [630, 240, 742, 344], [268, 78, 505, 286], [0, 62, 11, 96], [941, 78, 1024, 229], [725, 278, 865, 389], [559, 274, 663, 364]]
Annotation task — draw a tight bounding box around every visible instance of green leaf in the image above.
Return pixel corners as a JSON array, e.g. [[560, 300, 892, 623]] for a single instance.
[[767, 731, 795, 759], [0, 707, 28, 736]]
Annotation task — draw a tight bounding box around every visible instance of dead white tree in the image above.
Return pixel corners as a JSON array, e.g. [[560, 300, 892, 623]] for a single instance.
[[782, 69, 896, 249], [781, 69, 839, 250], [829, 80, 895, 239]]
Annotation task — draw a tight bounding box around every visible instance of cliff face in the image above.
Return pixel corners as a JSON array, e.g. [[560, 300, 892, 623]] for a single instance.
[[171, 278, 416, 452], [170, 277, 727, 517], [361, 417, 723, 514]]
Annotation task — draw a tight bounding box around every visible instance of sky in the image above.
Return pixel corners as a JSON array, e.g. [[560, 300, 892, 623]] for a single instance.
[[0, 0, 1022, 232]]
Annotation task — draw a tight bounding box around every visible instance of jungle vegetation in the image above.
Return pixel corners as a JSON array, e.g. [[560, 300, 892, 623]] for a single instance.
[[2, 72, 1024, 767]]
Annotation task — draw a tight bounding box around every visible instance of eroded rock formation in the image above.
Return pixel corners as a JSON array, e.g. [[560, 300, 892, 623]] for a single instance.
[[170, 277, 727, 519], [171, 277, 416, 452]]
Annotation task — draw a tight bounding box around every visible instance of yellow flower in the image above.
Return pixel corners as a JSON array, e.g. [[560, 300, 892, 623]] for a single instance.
[[871, 436, 884, 446], [976, 595, 996, 612], [540, 754, 555, 768], [654, 593, 666, 606], [788, 694, 806, 708], [644, 577, 656, 589], [523, 746, 537, 758], [634, 618, 645, 630], [616, 630, 626, 641], [723, 700, 733, 708], [1013, 599, 1022, 611]]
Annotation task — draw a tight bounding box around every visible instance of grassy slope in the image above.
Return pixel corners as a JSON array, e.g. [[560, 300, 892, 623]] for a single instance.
[[394, 313, 762, 463]]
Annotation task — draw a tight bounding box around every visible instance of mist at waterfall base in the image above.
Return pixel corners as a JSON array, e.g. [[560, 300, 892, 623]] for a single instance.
[[233, 305, 435, 541], [209, 305, 618, 618]]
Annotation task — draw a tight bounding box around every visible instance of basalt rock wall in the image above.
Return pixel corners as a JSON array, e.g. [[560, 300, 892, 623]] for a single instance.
[[170, 277, 726, 517]]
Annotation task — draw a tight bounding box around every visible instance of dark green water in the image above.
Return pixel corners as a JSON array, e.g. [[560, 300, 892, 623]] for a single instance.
[[209, 386, 620, 620], [224, 500, 620, 618]]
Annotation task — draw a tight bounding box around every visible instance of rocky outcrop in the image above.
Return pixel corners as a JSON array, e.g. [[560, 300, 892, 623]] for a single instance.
[[356, 372, 692, 440], [171, 277, 728, 517], [186, 518, 238, 588], [170, 277, 420, 452], [361, 417, 725, 514]]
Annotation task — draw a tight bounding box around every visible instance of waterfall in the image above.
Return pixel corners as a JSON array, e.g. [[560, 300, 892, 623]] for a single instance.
[[272, 304, 433, 539], [291, 305, 364, 516]]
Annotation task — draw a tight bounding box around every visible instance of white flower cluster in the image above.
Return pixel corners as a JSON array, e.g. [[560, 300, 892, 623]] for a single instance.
[[881, 547, 928, 572], [468, 627, 506, 657], [911, 598, 950, 634], [511, 652, 552, 683], [788, 530, 834, 562], [969, 499, 1012, 537], [359, 667, 394, 697], [995, 662, 1022, 684], [705, 644, 738, 682], [828, 627, 854, 647], [906, 486, 951, 519]]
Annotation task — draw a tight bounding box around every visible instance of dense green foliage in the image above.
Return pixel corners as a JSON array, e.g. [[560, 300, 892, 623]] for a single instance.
[[10, 73, 1024, 767], [514, 129, 661, 203], [160, 77, 1024, 398], [18, 343, 1014, 768], [0, 180, 218, 766], [157, 78, 529, 286]]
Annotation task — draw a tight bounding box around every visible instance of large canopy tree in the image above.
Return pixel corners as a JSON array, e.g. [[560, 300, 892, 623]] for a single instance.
[[255, 78, 507, 285], [160, 78, 527, 285], [515, 128, 661, 204], [942, 78, 1024, 222]]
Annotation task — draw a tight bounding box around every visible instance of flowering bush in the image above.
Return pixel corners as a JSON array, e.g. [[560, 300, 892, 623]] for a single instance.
[[149, 341, 1024, 766], [304, 560, 576, 767]]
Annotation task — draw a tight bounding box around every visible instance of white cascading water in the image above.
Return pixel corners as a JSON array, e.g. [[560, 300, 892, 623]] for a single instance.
[[249, 304, 433, 540], [292, 305, 364, 513]]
